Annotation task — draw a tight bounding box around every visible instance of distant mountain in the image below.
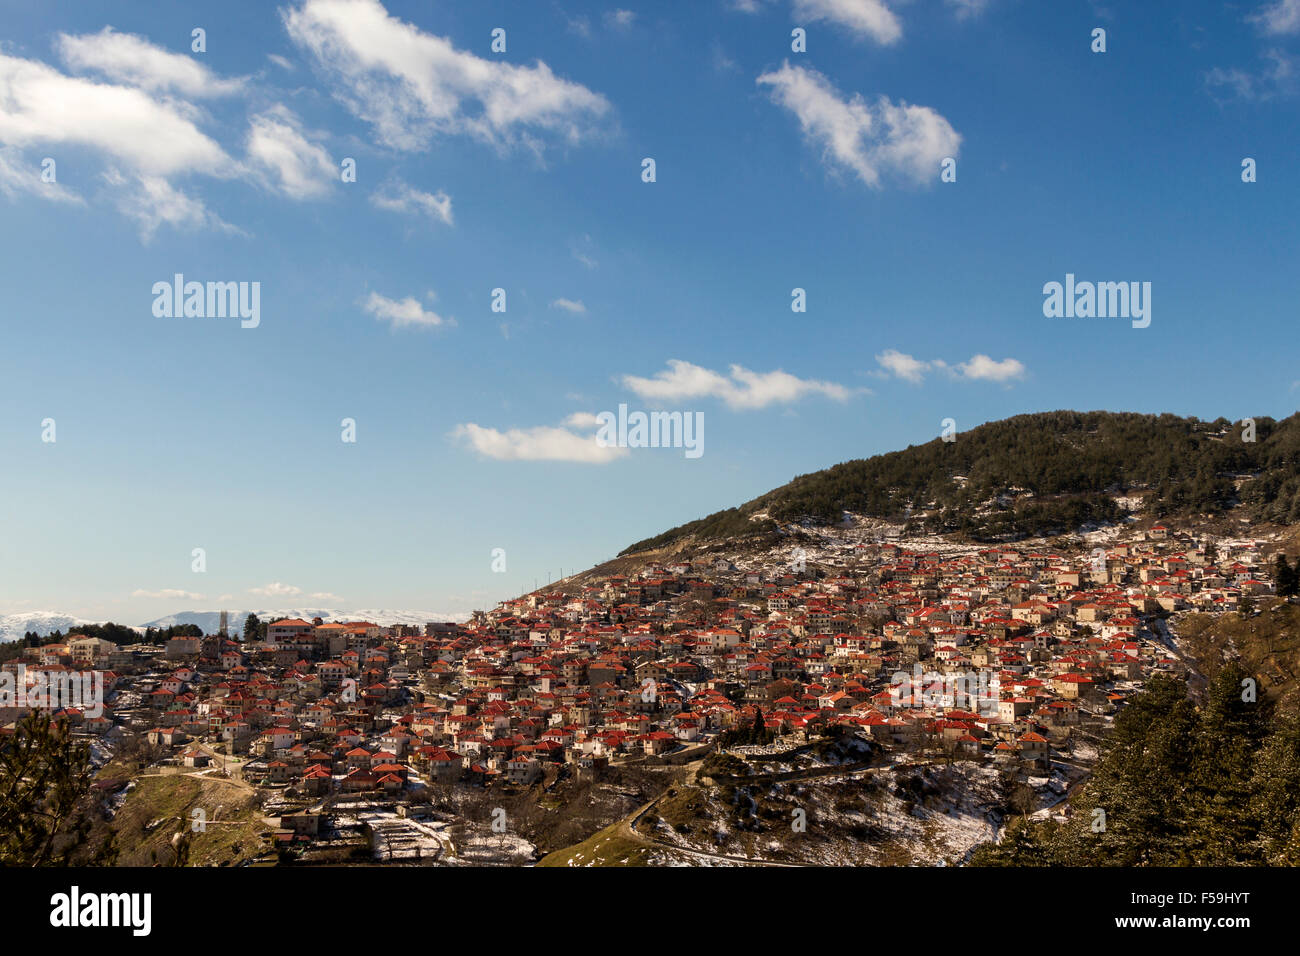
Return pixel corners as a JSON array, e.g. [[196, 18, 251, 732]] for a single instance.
[[0, 607, 472, 644], [0, 611, 109, 644], [142, 609, 472, 633], [622, 410, 1300, 554]]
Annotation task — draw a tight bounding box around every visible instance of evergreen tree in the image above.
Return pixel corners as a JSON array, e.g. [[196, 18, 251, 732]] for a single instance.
[[1184, 663, 1271, 863], [0, 713, 112, 865], [1247, 710, 1300, 860], [971, 668, 1300, 866], [1275, 554, 1299, 597]]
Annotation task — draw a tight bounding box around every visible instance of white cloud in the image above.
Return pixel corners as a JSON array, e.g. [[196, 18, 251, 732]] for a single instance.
[[371, 178, 453, 224], [131, 588, 206, 600], [1206, 49, 1295, 101], [621, 359, 853, 410], [249, 582, 303, 597], [571, 234, 598, 269], [604, 10, 637, 30], [0, 148, 83, 204], [757, 62, 960, 188], [875, 349, 1025, 383], [453, 422, 628, 464], [1206, 66, 1259, 101], [792, 0, 902, 45], [946, 0, 991, 19], [875, 349, 933, 384], [245, 105, 336, 199], [283, 0, 611, 152], [730, 0, 901, 42], [955, 354, 1025, 382], [309, 591, 345, 602], [711, 42, 740, 74], [1208, 2, 1300, 100], [1255, 0, 1300, 35], [550, 297, 587, 313], [564, 411, 603, 428], [603, 9, 634, 30], [0, 52, 234, 178], [0, 49, 249, 238], [103, 169, 242, 241], [362, 291, 453, 329], [56, 27, 246, 97]]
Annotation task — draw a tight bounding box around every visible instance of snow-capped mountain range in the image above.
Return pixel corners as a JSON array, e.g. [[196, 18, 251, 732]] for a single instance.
[[0, 608, 471, 643], [0, 612, 106, 644]]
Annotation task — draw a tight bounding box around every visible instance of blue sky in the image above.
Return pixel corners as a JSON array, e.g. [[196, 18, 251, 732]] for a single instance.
[[1, 0, 1297, 623]]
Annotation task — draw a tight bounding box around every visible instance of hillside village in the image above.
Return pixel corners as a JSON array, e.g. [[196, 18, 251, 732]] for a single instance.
[[0, 523, 1283, 864]]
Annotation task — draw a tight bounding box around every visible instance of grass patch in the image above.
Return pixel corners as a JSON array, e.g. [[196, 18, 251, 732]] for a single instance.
[[108, 774, 269, 867], [536, 821, 655, 867]]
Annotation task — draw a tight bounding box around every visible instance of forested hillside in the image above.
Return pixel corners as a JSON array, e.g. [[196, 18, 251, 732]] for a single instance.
[[623, 411, 1300, 553], [970, 664, 1300, 866]]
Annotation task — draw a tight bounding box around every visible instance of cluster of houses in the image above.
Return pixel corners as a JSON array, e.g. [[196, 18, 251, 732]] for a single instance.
[[0, 525, 1279, 819]]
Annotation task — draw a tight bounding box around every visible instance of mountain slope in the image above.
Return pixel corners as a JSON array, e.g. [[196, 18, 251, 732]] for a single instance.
[[0, 612, 106, 644], [622, 410, 1300, 554]]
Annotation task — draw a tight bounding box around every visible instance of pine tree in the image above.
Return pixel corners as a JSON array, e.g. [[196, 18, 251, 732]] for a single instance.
[[1186, 663, 1268, 863], [1247, 710, 1300, 862], [1275, 554, 1299, 597], [0, 713, 107, 865]]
